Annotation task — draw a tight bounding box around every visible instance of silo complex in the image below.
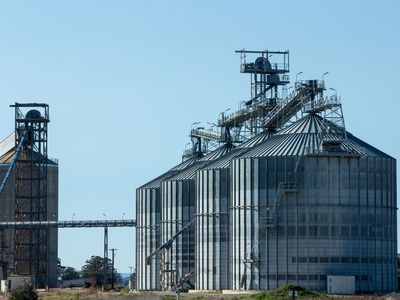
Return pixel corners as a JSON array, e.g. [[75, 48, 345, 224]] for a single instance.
[[136, 49, 397, 293]]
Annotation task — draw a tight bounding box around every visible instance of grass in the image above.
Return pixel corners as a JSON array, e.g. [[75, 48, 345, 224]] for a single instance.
[[251, 284, 328, 300]]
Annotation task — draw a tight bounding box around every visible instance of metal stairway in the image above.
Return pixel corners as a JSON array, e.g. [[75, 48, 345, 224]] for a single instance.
[[263, 80, 324, 131]]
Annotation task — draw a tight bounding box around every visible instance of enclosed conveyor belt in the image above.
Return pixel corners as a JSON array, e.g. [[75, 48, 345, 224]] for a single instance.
[[263, 83, 318, 130], [0, 130, 28, 195], [145, 217, 196, 265]]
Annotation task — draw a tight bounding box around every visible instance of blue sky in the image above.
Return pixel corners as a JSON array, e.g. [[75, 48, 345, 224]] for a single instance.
[[0, 1, 399, 274]]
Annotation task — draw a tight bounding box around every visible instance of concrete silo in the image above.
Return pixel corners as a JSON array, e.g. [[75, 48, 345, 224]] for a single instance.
[[230, 113, 397, 293]]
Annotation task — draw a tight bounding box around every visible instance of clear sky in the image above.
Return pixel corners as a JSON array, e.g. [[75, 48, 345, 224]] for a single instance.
[[0, 1, 399, 274]]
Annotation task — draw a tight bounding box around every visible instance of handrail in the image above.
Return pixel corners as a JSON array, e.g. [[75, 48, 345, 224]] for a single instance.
[[0, 219, 136, 228]]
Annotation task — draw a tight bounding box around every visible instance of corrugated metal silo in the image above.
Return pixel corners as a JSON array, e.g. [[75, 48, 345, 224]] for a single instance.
[[160, 145, 232, 290], [136, 158, 196, 290], [0, 133, 59, 288], [230, 113, 396, 293], [195, 131, 272, 290]]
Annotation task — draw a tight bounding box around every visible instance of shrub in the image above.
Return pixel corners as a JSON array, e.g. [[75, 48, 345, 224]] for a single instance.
[[10, 283, 38, 300]]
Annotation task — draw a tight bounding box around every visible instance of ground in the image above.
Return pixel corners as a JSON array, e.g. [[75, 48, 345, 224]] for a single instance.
[[0, 288, 399, 300]]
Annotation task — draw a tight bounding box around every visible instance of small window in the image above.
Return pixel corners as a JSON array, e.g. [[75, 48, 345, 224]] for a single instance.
[[309, 257, 318, 263], [298, 275, 307, 281], [341, 257, 350, 263], [331, 225, 339, 237], [351, 257, 359, 263], [351, 226, 359, 237], [369, 226, 375, 238], [298, 226, 307, 237], [319, 226, 329, 237], [309, 275, 319, 281], [287, 226, 296, 237], [341, 226, 349, 237], [298, 257, 307, 263], [320, 257, 329, 263], [308, 226, 318, 237], [331, 257, 340, 263], [361, 226, 368, 237], [361, 257, 368, 263], [369, 257, 375, 263]]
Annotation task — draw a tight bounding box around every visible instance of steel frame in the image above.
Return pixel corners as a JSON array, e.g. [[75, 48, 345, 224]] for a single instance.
[[11, 103, 49, 287]]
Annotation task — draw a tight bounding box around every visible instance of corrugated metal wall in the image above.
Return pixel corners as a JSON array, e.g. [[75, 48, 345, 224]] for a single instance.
[[230, 155, 397, 293], [0, 164, 58, 288], [136, 187, 160, 290], [195, 168, 230, 290], [161, 179, 196, 289]]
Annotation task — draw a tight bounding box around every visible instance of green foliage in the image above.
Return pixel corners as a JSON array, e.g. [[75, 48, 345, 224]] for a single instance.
[[252, 284, 328, 300], [62, 266, 80, 280], [80, 255, 121, 286], [10, 283, 38, 300]]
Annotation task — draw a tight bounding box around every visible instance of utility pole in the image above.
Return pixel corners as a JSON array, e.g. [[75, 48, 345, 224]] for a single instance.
[[103, 226, 108, 289], [129, 266, 133, 290], [109, 248, 117, 290]]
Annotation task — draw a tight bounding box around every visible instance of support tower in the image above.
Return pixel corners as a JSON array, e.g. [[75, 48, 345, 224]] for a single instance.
[[12, 103, 49, 287]]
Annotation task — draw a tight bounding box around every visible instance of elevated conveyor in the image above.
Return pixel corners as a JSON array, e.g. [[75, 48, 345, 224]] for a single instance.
[[263, 80, 324, 130], [0, 130, 28, 195], [145, 217, 196, 265]]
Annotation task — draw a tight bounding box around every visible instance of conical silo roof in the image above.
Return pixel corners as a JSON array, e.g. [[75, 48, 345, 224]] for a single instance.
[[240, 113, 392, 158], [199, 130, 273, 170], [163, 144, 234, 181], [138, 157, 199, 189]]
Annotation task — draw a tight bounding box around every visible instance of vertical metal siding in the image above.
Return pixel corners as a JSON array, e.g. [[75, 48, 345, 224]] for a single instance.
[[230, 155, 396, 293]]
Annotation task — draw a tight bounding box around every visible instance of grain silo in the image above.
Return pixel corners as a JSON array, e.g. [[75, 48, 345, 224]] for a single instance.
[[136, 49, 396, 294], [136, 157, 197, 290], [195, 131, 272, 290], [230, 113, 397, 293], [160, 145, 233, 290], [0, 104, 59, 288]]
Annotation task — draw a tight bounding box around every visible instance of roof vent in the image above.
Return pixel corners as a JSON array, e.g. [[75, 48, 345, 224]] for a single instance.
[[320, 139, 344, 153]]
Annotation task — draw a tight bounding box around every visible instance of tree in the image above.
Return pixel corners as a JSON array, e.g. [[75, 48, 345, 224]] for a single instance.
[[57, 258, 65, 280], [62, 266, 80, 280], [81, 255, 121, 286], [10, 284, 38, 300]]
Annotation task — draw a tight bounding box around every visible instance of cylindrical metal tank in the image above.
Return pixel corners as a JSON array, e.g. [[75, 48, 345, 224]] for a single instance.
[[160, 145, 232, 290], [136, 158, 196, 291], [230, 114, 397, 293], [0, 135, 59, 288], [195, 131, 272, 290]]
